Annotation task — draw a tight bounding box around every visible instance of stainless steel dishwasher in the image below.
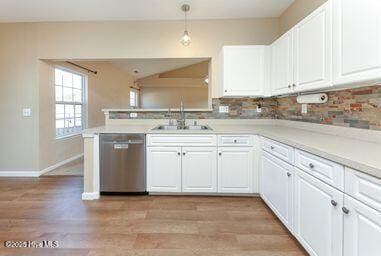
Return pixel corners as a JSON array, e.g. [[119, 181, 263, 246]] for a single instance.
[[99, 134, 146, 193]]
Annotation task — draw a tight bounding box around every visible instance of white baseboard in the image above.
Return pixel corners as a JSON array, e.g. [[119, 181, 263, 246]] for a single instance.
[[0, 154, 83, 177], [82, 192, 100, 200], [39, 153, 84, 176], [0, 171, 40, 177]]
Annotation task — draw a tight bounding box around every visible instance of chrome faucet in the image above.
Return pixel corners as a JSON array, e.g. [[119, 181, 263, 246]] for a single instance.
[[177, 99, 186, 129]]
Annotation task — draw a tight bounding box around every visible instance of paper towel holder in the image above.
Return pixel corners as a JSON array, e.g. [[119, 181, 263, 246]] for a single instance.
[[296, 93, 328, 104]]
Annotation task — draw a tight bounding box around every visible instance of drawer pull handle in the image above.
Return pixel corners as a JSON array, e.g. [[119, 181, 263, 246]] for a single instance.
[[331, 200, 338, 207], [342, 207, 349, 214], [287, 172, 291, 177], [270, 146, 275, 150], [309, 163, 315, 169]]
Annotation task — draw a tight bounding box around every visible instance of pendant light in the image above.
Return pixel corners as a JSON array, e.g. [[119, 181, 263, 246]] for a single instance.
[[180, 4, 191, 46]]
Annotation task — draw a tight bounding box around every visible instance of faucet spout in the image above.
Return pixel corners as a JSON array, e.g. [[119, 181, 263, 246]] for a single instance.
[[177, 99, 186, 129]]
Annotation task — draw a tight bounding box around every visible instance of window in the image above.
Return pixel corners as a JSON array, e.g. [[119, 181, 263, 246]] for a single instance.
[[130, 89, 139, 108], [55, 68, 86, 138]]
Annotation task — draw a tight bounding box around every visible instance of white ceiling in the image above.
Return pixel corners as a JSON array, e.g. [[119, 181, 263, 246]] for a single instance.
[[110, 58, 210, 79], [0, 0, 294, 22]]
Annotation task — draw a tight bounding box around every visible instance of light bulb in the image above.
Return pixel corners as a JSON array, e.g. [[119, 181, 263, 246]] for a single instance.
[[181, 30, 191, 46]]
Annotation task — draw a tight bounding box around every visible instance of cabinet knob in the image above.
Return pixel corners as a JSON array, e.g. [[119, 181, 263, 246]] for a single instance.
[[287, 172, 291, 177], [331, 200, 338, 207], [270, 146, 275, 150], [288, 85, 291, 88], [292, 84, 296, 87], [219, 152, 222, 156], [224, 90, 227, 92], [309, 163, 315, 169], [183, 152, 186, 156], [234, 139, 237, 143], [177, 152, 181, 156], [342, 207, 349, 214]]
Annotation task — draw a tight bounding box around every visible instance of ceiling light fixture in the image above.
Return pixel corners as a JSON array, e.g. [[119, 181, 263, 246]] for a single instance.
[[180, 4, 191, 46]]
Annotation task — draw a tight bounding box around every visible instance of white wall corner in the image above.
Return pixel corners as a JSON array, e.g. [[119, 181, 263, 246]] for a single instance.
[[82, 192, 100, 200]]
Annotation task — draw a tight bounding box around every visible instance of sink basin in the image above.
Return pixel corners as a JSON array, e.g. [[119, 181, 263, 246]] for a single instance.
[[153, 125, 179, 130], [152, 125, 212, 131], [184, 125, 212, 130]]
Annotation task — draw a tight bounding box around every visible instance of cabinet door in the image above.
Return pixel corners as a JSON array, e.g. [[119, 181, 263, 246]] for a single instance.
[[260, 151, 293, 230], [333, 0, 381, 86], [294, 168, 343, 256], [218, 147, 253, 193], [293, 1, 332, 92], [222, 46, 266, 96], [182, 147, 217, 193], [343, 195, 381, 256], [271, 31, 293, 95], [147, 147, 182, 192]]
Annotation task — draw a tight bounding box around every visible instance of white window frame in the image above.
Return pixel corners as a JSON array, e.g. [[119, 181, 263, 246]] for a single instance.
[[54, 66, 88, 140], [130, 88, 139, 108]]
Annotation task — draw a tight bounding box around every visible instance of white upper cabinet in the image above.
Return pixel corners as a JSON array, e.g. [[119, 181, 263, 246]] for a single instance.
[[221, 45, 270, 97], [271, 31, 293, 95], [333, 0, 381, 86], [293, 1, 332, 92], [343, 195, 381, 256], [182, 147, 217, 193]]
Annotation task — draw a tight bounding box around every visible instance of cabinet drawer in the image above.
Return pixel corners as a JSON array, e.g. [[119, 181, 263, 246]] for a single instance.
[[295, 149, 344, 190], [147, 134, 217, 147], [345, 167, 381, 212], [262, 137, 294, 164], [218, 135, 254, 147]]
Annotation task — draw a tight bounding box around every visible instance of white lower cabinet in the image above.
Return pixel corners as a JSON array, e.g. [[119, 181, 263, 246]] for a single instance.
[[218, 147, 253, 193], [293, 168, 343, 256], [343, 195, 381, 256], [182, 147, 217, 193], [260, 151, 293, 230], [147, 146, 182, 192]]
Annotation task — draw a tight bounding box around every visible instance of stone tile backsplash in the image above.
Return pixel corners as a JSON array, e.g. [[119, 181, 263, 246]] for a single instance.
[[109, 84, 381, 130], [277, 84, 381, 130]]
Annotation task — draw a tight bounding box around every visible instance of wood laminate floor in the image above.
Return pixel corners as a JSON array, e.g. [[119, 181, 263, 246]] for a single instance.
[[0, 176, 307, 256]]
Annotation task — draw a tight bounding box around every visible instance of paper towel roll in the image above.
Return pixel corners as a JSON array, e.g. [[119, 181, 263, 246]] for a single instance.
[[296, 93, 328, 104]]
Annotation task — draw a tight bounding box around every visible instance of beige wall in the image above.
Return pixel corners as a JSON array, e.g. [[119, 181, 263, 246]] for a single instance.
[[279, 0, 328, 35], [140, 87, 209, 109], [0, 23, 39, 172], [0, 18, 279, 173], [138, 61, 209, 109], [38, 60, 134, 170]]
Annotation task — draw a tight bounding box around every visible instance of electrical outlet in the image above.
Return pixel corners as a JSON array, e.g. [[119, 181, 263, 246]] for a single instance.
[[301, 104, 308, 114], [22, 108, 32, 117], [256, 105, 262, 113], [129, 112, 138, 118], [219, 106, 229, 113]]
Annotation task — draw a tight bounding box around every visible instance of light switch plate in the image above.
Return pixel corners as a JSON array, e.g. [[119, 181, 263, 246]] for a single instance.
[[22, 108, 32, 117], [301, 104, 308, 114], [129, 112, 138, 118], [219, 106, 229, 113]]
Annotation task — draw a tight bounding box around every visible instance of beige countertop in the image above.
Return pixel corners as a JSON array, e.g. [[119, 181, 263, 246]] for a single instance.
[[83, 123, 381, 179]]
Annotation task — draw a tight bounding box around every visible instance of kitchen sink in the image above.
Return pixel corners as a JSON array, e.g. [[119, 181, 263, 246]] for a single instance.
[[152, 125, 212, 131]]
